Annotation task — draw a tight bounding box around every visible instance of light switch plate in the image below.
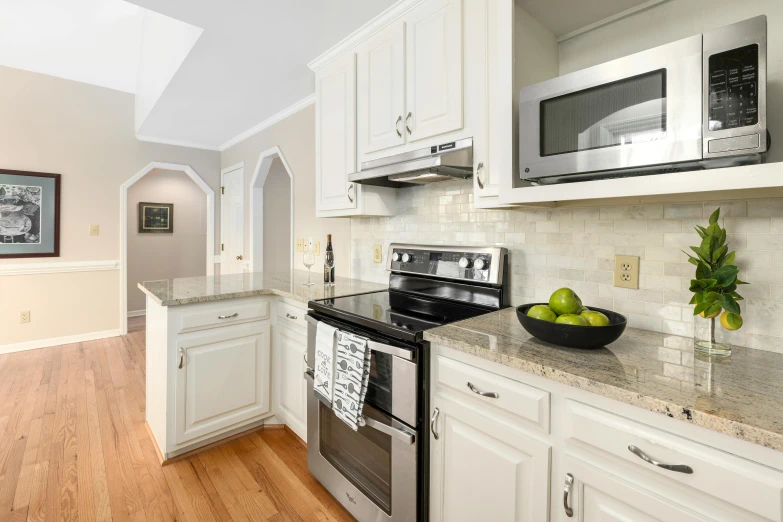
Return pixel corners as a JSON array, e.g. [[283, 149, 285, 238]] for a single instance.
[[614, 255, 640, 289], [314, 241, 321, 256], [296, 238, 304, 252], [373, 244, 383, 263], [308, 237, 314, 251], [89, 224, 99, 236]]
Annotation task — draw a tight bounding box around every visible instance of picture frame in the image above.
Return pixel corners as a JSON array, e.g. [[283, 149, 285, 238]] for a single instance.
[[0, 169, 61, 259], [138, 202, 174, 234]]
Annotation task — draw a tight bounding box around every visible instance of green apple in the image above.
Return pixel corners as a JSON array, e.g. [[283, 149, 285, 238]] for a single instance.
[[549, 288, 584, 316], [527, 305, 557, 322], [581, 310, 610, 327], [555, 314, 589, 326]]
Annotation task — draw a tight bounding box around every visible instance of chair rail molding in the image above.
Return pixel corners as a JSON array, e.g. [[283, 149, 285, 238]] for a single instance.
[[0, 259, 120, 276]]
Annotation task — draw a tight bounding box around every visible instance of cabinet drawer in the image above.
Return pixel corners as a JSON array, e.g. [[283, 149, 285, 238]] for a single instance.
[[178, 299, 270, 334], [276, 300, 306, 330], [437, 356, 550, 433], [564, 400, 783, 521]]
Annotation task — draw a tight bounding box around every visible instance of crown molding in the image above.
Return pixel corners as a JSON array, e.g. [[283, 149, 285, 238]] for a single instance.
[[307, 0, 426, 72], [0, 259, 119, 276], [556, 0, 670, 43], [136, 134, 221, 151], [219, 94, 315, 152]]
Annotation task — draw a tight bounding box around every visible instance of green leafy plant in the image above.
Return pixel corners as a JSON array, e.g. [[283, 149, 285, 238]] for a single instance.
[[684, 207, 747, 330]]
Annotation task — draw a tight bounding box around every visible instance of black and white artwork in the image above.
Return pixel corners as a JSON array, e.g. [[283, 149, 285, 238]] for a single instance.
[[138, 202, 174, 233], [0, 169, 60, 259]]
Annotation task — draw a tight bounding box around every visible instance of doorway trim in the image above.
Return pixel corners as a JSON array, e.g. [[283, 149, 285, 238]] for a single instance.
[[249, 146, 295, 273], [119, 162, 215, 335], [220, 162, 245, 273]]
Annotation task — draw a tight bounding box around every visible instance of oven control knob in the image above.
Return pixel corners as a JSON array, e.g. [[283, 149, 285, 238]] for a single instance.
[[401, 253, 412, 263], [474, 257, 488, 270], [392, 252, 400, 262], [458, 257, 472, 269]]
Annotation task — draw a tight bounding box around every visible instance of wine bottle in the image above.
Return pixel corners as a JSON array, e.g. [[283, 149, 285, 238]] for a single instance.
[[324, 234, 335, 284]]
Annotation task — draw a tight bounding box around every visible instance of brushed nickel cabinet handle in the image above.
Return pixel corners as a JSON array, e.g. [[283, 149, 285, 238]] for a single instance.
[[564, 473, 574, 517], [467, 381, 499, 398], [405, 112, 412, 134], [286, 312, 298, 320], [347, 183, 354, 203], [218, 313, 239, 320], [430, 407, 440, 440], [178, 347, 185, 369], [396, 115, 402, 137], [303, 353, 313, 373], [476, 162, 485, 189], [628, 445, 694, 474], [236, 255, 243, 261]]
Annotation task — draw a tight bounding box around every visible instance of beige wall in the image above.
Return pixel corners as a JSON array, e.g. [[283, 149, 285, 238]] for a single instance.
[[0, 66, 220, 347], [263, 159, 292, 274], [221, 105, 351, 277], [127, 169, 207, 312]]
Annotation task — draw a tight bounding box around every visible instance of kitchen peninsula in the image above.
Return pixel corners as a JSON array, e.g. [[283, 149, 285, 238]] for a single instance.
[[138, 270, 387, 460]]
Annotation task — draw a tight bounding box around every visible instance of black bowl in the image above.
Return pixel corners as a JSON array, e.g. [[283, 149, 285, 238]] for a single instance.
[[516, 304, 627, 349]]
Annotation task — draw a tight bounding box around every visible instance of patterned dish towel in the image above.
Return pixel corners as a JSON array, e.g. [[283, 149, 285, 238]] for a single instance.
[[333, 331, 371, 431], [314, 321, 338, 404]]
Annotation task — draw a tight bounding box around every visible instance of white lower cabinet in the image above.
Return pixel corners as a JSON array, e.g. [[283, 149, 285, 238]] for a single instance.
[[273, 325, 308, 441], [174, 322, 271, 445], [429, 394, 551, 522]]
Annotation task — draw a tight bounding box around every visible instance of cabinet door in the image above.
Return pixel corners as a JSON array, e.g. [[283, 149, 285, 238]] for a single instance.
[[174, 324, 271, 445], [564, 455, 711, 522], [316, 52, 358, 212], [274, 326, 307, 441], [405, 0, 463, 143], [430, 395, 550, 522], [357, 21, 406, 155]]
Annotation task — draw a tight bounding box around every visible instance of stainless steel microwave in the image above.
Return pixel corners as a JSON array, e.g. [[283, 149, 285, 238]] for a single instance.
[[519, 16, 768, 184]]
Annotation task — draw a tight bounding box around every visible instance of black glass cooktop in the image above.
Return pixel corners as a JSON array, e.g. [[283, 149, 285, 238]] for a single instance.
[[309, 290, 492, 343]]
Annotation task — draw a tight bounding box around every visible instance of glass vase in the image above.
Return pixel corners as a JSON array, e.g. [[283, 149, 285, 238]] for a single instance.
[[693, 315, 731, 357]]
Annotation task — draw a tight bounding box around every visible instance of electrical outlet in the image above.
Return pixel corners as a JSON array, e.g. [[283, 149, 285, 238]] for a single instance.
[[20, 311, 30, 324], [614, 255, 640, 289], [314, 241, 321, 256], [373, 244, 383, 263], [296, 238, 304, 252], [308, 236, 314, 251], [89, 224, 99, 236]]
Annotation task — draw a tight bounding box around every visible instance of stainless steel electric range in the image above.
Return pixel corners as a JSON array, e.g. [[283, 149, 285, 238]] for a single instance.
[[305, 244, 509, 521]]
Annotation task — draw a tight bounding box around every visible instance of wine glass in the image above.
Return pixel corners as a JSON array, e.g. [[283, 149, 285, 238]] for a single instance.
[[324, 250, 335, 287], [302, 249, 315, 286]]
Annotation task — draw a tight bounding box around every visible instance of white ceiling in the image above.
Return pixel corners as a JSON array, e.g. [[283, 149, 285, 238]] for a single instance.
[[127, 0, 397, 150], [0, 0, 143, 93], [518, 0, 655, 37]]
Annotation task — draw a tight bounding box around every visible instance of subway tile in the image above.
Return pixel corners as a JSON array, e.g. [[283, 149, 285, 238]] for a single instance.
[[746, 333, 783, 354], [664, 290, 695, 307], [599, 206, 631, 220], [739, 283, 771, 301], [640, 260, 663, 275], [600, 234, 630, 246], [614, 220, 647, 233], [559, 268, 585, 281], [572, 207, 601, 221], [536, 221, 559, 233], [614, 299, 646, 315], [663, 233, 700, 248], [725, 233, 747, 249], [628, 314, 663, 332], [630, 234, 663, 247], [585, 270, 613, 284], [662, 320, 694, 338], [599, 284, 629, 299], [645, 302, 681, 321], [630, 204, 664, 219], [734, 250, 771, 268], [745, 300, 783, 337], [664, 203, 703, 219], [560, 221, 585, 233], [548, 208, 573, 221], [547, 233, 573, 244], [773, 218, 783, 233], [747, 234, 783, 250], [703, 200, 748, 218], [614, 247, 644, 258], [648, 220, 682, 233], [663, 262, 694, 278], [573, 233, 600, 245], [585, 221, 614, 233], [724, 217, 771, 234], [590, 297, 616, 310], [748, 198, 783, 217], [584, 245, 614, 259], [627, 288, 663, 303], [572, 257, 599, 270], [773, 286, 783, 302], [547, 255, 573, 268]]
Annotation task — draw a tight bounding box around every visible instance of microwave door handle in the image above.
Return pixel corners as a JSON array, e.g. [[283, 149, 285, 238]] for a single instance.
[[362, 416, 415, 445], [306, 315, 415, 361]]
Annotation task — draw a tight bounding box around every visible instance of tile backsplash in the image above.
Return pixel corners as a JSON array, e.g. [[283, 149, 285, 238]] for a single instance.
[[350, 179, 783, 353]]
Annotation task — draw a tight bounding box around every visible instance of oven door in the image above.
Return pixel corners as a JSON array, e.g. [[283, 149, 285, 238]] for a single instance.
[[519, 34, 703, 181]]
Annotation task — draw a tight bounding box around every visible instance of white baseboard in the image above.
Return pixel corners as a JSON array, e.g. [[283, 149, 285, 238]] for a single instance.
[[127, 310, 146, 318], [0, 329, 122, 355]]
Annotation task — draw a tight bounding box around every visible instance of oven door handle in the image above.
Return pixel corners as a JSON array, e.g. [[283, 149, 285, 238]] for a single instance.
[[306, 315, 414, 361], [362, 416, 416, 445]]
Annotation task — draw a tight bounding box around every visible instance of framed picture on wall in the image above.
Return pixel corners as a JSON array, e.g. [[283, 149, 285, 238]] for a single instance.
[[0, 169, 61, 259], [139, 202, 174, 233]]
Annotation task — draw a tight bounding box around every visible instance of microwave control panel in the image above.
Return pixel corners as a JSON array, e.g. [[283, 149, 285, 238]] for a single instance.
[[708, 44, 759, 131]]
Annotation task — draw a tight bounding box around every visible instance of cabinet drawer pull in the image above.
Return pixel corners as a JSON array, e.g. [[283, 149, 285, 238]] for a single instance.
[[564, 473, 574, 517], [405, 112, 412, 135], [476, 162, 485, 189], [218, 313, 239, 320], [178, 347, 185, 369], [430, 407, 440, 440], [396, 115, 402, 138], [628, 445, 694, 474], [304, 353, 313, 372], [286, 312, 298, 320], [467, 381, 499, 398], [347, 183, 354, 203]]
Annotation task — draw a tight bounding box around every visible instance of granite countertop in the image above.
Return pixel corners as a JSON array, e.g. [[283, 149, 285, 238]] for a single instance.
[[424, 307, 783, 451], [138, 270, 388, 306]]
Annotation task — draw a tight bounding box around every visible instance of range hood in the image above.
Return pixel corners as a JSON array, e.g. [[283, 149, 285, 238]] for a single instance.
[[348, 138, 473, 188]]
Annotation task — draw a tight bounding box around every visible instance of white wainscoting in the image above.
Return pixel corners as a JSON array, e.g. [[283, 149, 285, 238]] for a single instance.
[[0, 259, 119, 276]]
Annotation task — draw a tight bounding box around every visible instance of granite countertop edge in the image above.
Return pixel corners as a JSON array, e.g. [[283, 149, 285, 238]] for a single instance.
[[424, 328, 783, 452], [137, 285, 298, 306]]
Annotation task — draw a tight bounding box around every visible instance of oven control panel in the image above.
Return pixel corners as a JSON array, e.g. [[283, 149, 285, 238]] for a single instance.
[[387, 245, 505, 284], [708, 44, 759, 131]]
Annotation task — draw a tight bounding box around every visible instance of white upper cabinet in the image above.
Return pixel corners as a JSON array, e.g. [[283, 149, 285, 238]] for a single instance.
[[405, 0, 463, 143], [357, 22, 406, 154], [315, 52, 358, 213]]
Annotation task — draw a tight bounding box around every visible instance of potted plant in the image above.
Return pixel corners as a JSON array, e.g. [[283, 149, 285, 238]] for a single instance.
[[685, 207, 748, 356]]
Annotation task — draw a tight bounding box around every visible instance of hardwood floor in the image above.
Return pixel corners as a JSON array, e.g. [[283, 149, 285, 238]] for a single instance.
[[0, 329, 355, 522]]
